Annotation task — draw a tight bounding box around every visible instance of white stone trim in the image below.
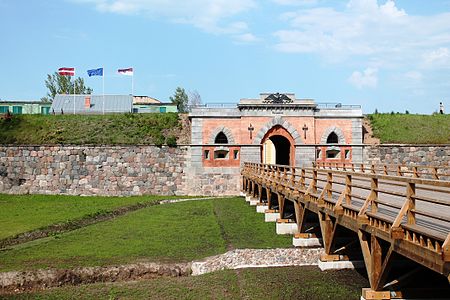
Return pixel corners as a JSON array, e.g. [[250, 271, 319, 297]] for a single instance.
[[209, 126, 235, 144], [253, 116, 303, 145], [320, 126, 346, 144]]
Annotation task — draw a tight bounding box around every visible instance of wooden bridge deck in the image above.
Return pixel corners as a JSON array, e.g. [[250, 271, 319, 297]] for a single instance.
[[242, 162, 450, 298]]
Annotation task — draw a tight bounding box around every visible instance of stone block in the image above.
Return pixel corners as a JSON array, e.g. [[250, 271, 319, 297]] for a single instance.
[[318, 259, 364, 271], [293, 237, 322, 247], [265, 212, 279, 222], [276, 221, 299, 235], [256, 204, 268, 213], [249, 199, 259, 206]]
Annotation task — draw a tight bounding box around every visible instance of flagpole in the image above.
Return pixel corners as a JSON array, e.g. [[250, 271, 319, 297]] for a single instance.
[[73, 75, 76, 115], [131, 72, 134, 96], [102, 67, 105, 115]]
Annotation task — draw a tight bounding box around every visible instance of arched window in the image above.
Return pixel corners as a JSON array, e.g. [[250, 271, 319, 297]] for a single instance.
[[326, 132, 339, 144], [215, 132, 228, 144]]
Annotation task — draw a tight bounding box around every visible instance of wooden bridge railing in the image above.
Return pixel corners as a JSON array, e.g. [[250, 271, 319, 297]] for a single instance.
[[314, 161, 450, 181], [242, 162, 450, 294]]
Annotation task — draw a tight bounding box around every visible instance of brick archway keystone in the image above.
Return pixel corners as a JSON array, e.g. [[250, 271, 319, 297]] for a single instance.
[[253, 117, 303, 145]]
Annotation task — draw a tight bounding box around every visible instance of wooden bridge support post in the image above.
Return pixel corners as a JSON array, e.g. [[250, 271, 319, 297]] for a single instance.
[[266, 188, 272, 210], [294, 201, 306, 233], [252, 181, 257, 198], [243, 178, 248, 194], [278, 194, 285, 219], [247, 177, 250, 193], [258, 185, 263, 203], [358, 230, 394, 292], [318, 211, 337, 255]]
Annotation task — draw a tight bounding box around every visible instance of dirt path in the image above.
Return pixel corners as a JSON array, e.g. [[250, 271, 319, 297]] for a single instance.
[[212, 204, 235, 251], [363, 117, 380, 144], [1, 248, 322, 295]]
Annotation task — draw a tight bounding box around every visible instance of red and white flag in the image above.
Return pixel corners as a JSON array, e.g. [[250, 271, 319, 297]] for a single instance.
[[58, 67, 75, 76], [118, 67, 133, 76]]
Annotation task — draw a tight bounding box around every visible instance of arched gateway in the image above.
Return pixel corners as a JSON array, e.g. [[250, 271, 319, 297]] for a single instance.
[[261, 126, 295, 165], [186, 93, 363, 195]]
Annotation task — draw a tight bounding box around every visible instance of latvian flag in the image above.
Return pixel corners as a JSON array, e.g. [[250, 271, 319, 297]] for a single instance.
[[58, 67, 75, 76], [118, 67, 133, 76]]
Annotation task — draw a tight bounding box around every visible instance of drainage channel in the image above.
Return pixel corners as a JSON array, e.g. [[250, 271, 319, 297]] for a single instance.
[[0, 247, 322, 295]]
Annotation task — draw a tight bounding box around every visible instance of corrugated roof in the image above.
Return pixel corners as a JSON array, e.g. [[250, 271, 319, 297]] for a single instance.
[[51, 94, 133, 114], [133, 96, 162, 104], [0, 100, 43, 104]]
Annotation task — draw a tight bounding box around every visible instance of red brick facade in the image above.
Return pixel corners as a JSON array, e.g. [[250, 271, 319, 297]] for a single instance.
[[191, 93, 363, 167]]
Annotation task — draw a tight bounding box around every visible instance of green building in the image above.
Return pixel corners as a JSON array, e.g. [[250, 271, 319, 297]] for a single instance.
[[132, 96, 178, 113], [0, 100, 52, 115]]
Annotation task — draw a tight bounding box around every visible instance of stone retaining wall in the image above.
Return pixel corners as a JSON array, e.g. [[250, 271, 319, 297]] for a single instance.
[[0, 144, 447, 196], [0, 145, 187, 196], [363, 145, 449, 165]]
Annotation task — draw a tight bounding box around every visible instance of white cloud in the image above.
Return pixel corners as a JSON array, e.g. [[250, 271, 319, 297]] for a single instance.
[[348, 68, 378, 89], [423, 47, 450, 65], [72, 0, 256, 35], [233, 33, 260, 43], [404, 71, 423, 82], [273, 0, 450, 68]]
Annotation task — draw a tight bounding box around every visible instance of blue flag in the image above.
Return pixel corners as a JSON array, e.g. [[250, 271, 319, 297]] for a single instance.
[[87, 68, 103, 77]]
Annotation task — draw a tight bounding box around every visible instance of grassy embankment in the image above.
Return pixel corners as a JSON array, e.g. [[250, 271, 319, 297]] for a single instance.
[[0, 113, 180, 145], [0, 194, 181, 240], [7, 267, 368, 300], [0, 197, 292, 272], [368, 113, 449, 144]]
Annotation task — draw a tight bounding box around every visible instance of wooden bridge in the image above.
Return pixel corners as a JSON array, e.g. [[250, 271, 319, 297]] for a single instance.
[[241, 162, 450, 299]]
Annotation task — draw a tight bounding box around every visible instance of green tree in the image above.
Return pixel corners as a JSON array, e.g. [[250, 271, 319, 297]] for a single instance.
[[41, 72, 93, 102], [170, 87, 189, 113]]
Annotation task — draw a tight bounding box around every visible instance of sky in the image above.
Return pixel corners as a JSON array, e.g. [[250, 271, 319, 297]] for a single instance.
[[1, 0, 450, 114]]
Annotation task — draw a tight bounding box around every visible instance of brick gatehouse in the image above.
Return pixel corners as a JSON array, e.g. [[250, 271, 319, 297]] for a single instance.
[[184, 93, 363, 194]]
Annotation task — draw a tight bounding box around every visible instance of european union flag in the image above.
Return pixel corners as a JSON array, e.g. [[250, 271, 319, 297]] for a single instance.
[[87, 68, 103, 77]]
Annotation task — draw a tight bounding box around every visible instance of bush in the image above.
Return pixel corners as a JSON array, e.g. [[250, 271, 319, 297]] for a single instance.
[[153, 134, 165, 147], [166, 135, 177, 147]]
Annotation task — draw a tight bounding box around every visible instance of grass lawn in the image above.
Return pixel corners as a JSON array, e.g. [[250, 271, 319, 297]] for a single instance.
[[0, 198, 292, 272], [5, 266, 368, 300], [0, 113, 180, 145], [0, 194, 182, 240], [368, 113, 450, 144]]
